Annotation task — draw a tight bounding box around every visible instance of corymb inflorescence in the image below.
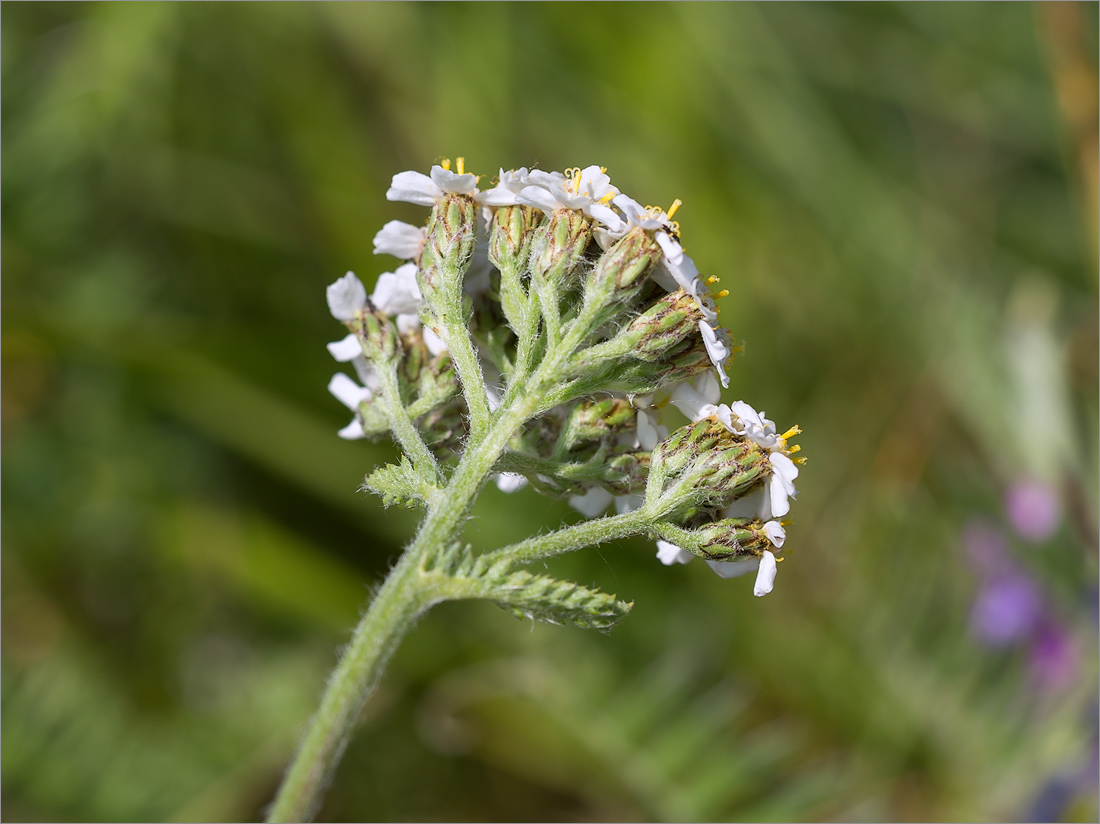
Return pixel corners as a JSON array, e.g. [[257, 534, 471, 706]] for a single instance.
[[326, 160, 803, 597], [272, 159, 808, 821]]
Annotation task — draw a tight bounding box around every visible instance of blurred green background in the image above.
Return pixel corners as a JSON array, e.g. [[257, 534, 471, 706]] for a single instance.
[[3, 3, 1098, 822]]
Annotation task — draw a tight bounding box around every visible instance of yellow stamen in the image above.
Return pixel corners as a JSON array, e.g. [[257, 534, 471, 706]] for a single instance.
[[440, 158, 451, 171], [716, 289, 730, 299], [566, 167, 582, 193], [667, 198, 682, 219], [707, 276, 720, 284], [781, 425, 802, 440], [599, 166, 607, 174], [786, 444, 801, 454], [795, 457, 808, 465], [456, 157, 465, 175], [599, 191, 616, 205], [776, 556, 786, 563]]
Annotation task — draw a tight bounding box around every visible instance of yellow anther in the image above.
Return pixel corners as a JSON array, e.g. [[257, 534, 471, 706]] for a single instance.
[[667, 198, 682, 218], [599, 192, 616, 205], [795, 456, 808, 465], [707, 276, 720, 284], [599, 166, 607, 174], [440, 158, 451, 171], [776, 556, 786, 563], [565, 167, 583, 193], [716, 289, 730, 299], [456, 157, 465, 175], [786, 444, 802, 455], [781, 425, 802, 440]]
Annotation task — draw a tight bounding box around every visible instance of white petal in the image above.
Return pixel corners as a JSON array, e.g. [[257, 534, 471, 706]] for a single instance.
[[636, 410, 660, 451], [770, 452, 799, 494], [328, 372, 371, 411], [493, 472, 528, 493], [768, 475, 791, 519], [371, 263, 423, 316], [615, 494, 643, 514], [386, 171, 440, 206], [753, 551, 777, 596], [587, 201, 626, 233], [569, 487, 613, 518], [475, 186, 519, 206], [351, 357, 381, 392], [326, 333, 362, 362], [516, 185, 560, 215], [430, 165, 478, 195], [326, 272, 368, 321], [670, 376, 721, 420], [373, 220, 426, 260], [656, 540, 694, 566], [396, 313, 421, 336], [699, 322, 731, 389], [715, 403, 735, 432], [724, 486, 766, 519], [423, 326, 448, 356], [666, 253, 699, 292], [762, 520, 786, 548], [337, 419, 366, 440], [655, 231, 684, 265], [705, 557, 758, 579]]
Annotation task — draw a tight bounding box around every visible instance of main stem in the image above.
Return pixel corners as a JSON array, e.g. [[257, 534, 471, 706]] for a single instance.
[[269, 282, 610, 821], [268, 399, 531, 822]]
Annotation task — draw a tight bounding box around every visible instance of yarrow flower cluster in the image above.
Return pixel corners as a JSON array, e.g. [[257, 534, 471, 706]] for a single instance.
[[324, 158, 804, 598], [273, 158, 809, 820]]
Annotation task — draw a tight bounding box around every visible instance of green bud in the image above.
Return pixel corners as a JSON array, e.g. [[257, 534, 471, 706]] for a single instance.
[[675, 518, 777, 561], [419, 193, 478, 312], [355, 302, 401, 363], [647, 419, 769, 512], [530, 208, 592, 282], [618, 289, 706, 362], [587, 227, 661, 298], [561, 398, 637, 451], [489, 205, 542, 273]]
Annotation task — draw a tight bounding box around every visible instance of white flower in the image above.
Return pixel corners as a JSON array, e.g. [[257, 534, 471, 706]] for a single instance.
[[373, 220, 426, 260], [326, 333, 362, 362], [327, 272, 368, 321], [762, 519, 786, 548], [372, 263, 422, 315], [569, 486, 613, 518], [698, 322, 732, 389], [670, 373, 722, 421], [328, 372, 373, 440], [767, 452, 798, 518], [728, 400, 778, 449], [493, 472, 528, 493], [386, 164, 478, 207], [475, 168, 533, 206], [706, 550, 778, 596], [517, 165, 624, 230], [656, 540, 693, 565]]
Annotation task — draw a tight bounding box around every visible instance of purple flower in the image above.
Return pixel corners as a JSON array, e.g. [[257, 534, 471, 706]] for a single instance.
[[1028, 619, 1080, 692], [1005, 479, 1061, 543], [969, 572, 1044, 646]]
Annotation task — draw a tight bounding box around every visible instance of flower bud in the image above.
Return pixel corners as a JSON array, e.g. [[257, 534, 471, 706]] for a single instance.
[[419, 193, 478, 311], [529, 208, 592, 284], [617, 290, 706, 362], [560, 398, 636, 451], [648, 419, 770, 512], [587, 227, 661, 297], [353, 301, 401, 364], [677, 518, 782, 561], [488, 205, 542, 273]]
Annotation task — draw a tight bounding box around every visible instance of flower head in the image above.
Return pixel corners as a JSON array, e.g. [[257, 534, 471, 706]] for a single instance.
[[386, 158, 478, 206]]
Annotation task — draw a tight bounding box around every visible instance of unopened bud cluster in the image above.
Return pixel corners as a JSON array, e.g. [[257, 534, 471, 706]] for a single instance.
[[325, 159, 804, 597]]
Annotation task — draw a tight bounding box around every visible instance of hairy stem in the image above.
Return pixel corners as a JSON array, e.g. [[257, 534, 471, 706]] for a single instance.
[[482, 506, 654, 566], [376, 359, 442, 484]]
